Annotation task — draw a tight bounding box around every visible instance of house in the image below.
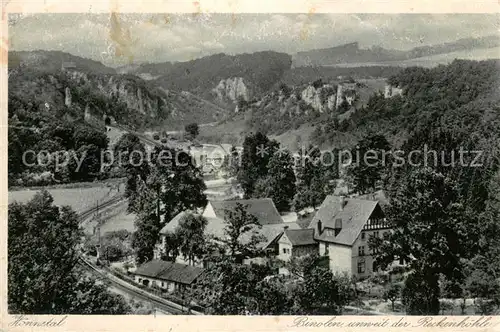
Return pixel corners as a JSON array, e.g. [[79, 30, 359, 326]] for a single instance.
[[204, 198, 285, 226], [132, 259, 204, 293], [154, 198, 301, 266], [307, 195, 391, 279], [264, 194, 393, 279], [272, 227, 317, 262]]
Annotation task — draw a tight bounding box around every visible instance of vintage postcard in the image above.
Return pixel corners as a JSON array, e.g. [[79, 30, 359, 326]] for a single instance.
[[2, 0, 500, 331]]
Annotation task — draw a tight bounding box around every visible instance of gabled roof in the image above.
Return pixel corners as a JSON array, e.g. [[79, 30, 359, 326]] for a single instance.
[[159, 211, 190, 234], [308, 196, 382, 246], [133, 260, 204, 285], [250, 222, 302, 249], [210, 198, 283, 225], [284, 229, 316, 246], [161, 210, 299, 250]]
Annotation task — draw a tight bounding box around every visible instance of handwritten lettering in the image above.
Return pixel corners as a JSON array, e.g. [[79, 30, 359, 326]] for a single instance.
[[290, 316, 343, 328], [288, 316, 496, 329], [413, 316, 493, 329], [9, 315, 67, 328]]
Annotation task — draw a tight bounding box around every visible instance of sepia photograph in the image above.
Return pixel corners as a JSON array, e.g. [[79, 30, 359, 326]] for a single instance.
[[5, 10, 500, 320]]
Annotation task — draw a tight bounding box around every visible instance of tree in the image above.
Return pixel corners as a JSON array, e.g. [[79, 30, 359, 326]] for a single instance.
[[293, 145, 325, 211], [100, 230, 132, 262], [337, 99, 350, 113], [294, 266, 352, 314], [347, 134, 391, 195], [175, 213, 208, 265], [371, 167, 479, 314], [219, 203, 264, 258], [222, 145, 240, 179], [161, 231, 181, 261], [133, 211, 161, 264], [247, 276, 293, 314], [279, 83, 291, 98], [8, 190, 130, 314], [188, 259, 272, 314], [253, 149, 296, 212], [383, 283, 402, 311], [237, 132, 279, 197], [185, 123, 199, 139], [114, 133, 149, 212], [402, 270, 440, 315], [131, 147, 207, 263]]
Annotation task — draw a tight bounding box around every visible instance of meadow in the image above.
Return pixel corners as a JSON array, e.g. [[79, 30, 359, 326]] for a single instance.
[[8, 182, 125, 214]]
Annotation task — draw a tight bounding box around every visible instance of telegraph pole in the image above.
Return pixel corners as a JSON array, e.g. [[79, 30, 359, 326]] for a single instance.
[[94, 200, 102, 262]]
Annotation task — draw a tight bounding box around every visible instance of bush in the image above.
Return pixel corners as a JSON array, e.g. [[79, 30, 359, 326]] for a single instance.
[[383, 283, 402, 311], [185, 123, 199, 138], [475, 298, 496, 315], [401, 271, 440, 315], [102, 244, 124, 262], [439, 299, 455, 315]]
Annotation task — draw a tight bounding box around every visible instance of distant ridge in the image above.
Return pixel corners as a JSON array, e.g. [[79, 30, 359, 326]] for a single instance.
[[9, 50, 117, 74], [292, 35, 500, 67]]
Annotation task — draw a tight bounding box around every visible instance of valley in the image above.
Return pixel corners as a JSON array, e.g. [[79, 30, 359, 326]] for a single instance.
[[8, 19, 500, 318]]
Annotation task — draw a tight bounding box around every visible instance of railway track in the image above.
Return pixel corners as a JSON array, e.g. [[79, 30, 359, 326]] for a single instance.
[[78, 194, 125, 221], [78, 257, 195, 315], [77, 195, 202, 315]]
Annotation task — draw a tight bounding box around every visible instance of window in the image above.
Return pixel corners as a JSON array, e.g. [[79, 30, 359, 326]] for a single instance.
[[361, 232, 365, 240], [357, 261, 366, 273], [325, 244, 329, 255], [283, 248, 286, 254], [372, 261, 378, 272], [399, 257, 405, 265], [162, 282, 165, 287], [374, 231, 379, 238], [358, 246, 365, 256], [383, 231, 389, 238]]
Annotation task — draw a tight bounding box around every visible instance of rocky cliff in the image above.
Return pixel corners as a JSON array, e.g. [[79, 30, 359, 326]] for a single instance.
[[9, 65, 227, 130], [212, 77, 250, 104]]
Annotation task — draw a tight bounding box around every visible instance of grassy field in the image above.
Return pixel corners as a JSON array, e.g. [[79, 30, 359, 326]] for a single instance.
[[97, 201, 136, 234], [8, 182, 125, 214]]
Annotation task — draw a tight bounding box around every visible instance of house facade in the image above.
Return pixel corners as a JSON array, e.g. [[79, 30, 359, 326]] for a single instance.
[[266, 194, 395, 280], [275, 228, 317, 262], [308, 195, 391, 279], [154, 198, 301, 267], [132, 260, 204, 293]]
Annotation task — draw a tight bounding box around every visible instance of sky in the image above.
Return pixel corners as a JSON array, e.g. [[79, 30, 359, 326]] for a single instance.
[[8, 13, 500, 67]]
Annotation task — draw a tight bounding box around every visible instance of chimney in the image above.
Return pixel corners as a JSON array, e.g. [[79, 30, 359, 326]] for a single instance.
[[334, 218, 342, 236], [317, 220, 323, 235], [339, 196, 346, 211], [283, 225, 289, 231]]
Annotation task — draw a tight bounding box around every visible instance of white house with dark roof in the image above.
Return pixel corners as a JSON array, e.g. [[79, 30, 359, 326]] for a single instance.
[[132, 259, 204, 293], [154, 198, 302, 267], [265, 194, 394, 279], [308, 195, 391, 279], [274, 228, 317, 262]]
